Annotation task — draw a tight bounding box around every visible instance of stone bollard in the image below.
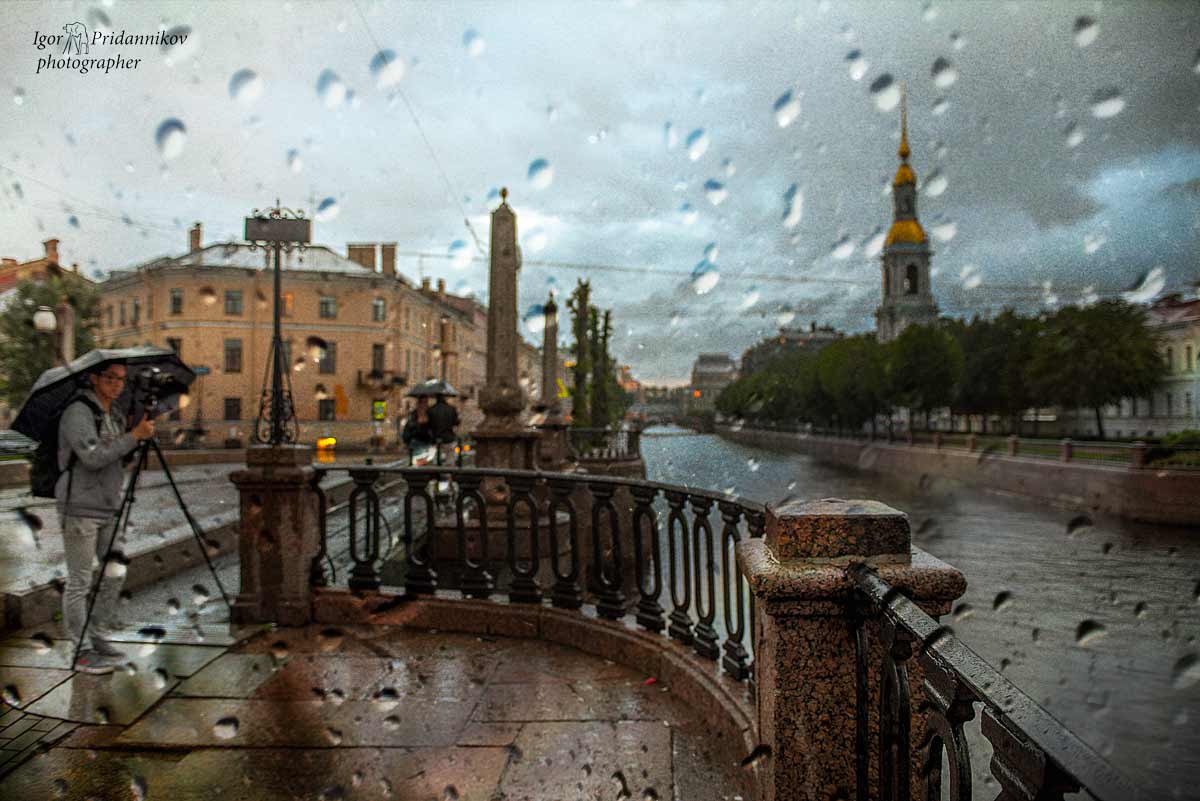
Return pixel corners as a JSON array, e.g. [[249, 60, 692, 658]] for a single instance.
[[230, 445, 320, 625], [1060, 438, 1073, 463], [1007, 434, 1018, 456], [737, 499, 965, 801], [967, 433, 976, 452], [1130, 440, 1147, 469], [932, 432, 941, 449]]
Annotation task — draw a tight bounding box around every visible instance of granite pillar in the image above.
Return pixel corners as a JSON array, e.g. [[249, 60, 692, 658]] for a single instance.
[[229, 445, 319, 625], [736, 498, 966, 801], [534, 293, 571, 470]]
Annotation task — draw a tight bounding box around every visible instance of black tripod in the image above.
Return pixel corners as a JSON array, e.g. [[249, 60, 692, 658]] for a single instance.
[[71, 437, 233, 667]]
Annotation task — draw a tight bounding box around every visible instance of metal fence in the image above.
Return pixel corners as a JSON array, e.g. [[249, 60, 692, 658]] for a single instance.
[[567, 427, 642, 462]]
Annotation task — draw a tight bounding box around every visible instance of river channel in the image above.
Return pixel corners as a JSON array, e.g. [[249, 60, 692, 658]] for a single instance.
[[641, 425, 1200, 798]]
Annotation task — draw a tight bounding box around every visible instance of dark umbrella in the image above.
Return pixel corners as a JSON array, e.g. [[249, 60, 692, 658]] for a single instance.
[[406, 379, 458, 398], [12, 346, 195, 442]]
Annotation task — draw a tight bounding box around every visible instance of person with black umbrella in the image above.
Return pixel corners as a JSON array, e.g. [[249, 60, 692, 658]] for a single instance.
[[58, 361, 156, 674]]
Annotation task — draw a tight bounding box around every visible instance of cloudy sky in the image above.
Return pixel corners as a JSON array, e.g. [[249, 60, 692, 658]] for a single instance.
[[2, 0, 1199, 384]]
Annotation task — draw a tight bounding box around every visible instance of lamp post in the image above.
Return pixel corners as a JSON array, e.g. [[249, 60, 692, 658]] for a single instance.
[[32, 295, 76, 366], [439, 314, 455, 381], [245, 202, 311, 446]]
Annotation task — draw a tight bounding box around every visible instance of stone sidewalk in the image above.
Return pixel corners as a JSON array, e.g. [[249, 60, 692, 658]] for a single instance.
[[0, 620, 751, 800]]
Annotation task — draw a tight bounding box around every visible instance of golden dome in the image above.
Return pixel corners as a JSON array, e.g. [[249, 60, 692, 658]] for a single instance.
[[885, 219, 927, 246], [893, 163, 916, 186]]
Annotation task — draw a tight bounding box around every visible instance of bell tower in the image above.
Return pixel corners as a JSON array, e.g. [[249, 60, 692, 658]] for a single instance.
[[875, 84, 939, 342]]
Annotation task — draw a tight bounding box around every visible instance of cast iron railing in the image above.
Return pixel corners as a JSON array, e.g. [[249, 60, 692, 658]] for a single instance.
[[567, 427, 642, 462], [309, 465, 1145, 799]]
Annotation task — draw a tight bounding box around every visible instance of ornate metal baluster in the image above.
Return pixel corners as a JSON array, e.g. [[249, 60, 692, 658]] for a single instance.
[[589, 481, 625, 619], [507, 475, 541, 603], [456, 472, 493, 599], [918, 658, 977, 801], [880, 617, 914, 801], [718, 500, 749, 678], [853, 596, 872, 801], [309, 470, 329, 587], [744, 508, 764, 689], [402, 470, 437, 594], [347, 469, 380, 591], [665, 489, 694, 644], [547, 477, 582, 609], [690, 495, 719, 660], [981, 706, 1080, 801], [630, 485, 665, 632]]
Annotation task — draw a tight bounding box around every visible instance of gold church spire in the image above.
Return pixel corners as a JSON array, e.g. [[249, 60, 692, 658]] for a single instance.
[[892, 81, 916, 187]]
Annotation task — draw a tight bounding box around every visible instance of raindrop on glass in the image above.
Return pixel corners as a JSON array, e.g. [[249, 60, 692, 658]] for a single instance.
[[52, 778, 67, 798], [686, 128, 709, 161], [32, 633, 53, 654], [931, 57, 958, 89], [447, 239, 473, 270], [87, 7, 112, 32], [325, 727, 343, 745], [924, 169, 948, 197], [131, 775, 147, 801], [746, 457, 760, 473], [1173, 653, 1200, 689], [442, 787, 461, 801], [776, 306, 796, 326], [782, 184, 804, 229], [316, 69, 348, 108], [774, 90, 801, 128], [228, 69, 263, 105], [739, 287, 760, 310], [721, 157, 736, 177], [703, 179, 727, 206], [1, 685, 20, 707], [522, 304, 547, 334], [1075, 620, 1107, 647], [691, 261, 720, 295], [463, 28, 486, 57], [993, 590, 1014, 612], [950, 31, 966, 50], [524, 227, 547, 253], [869, 74, 901, 112], [287, 149, 303, 173], [315, 197, 339, 222], [1064, 121, 1086, 149], [921, 1, 938, 21], [1074, 16, 1099, 48], [1083, 232, 1106, 254], [932, 97, 949, 116], [931, 220, 956, 242], [161, 26, 196, 66], [863, 227, 886, 258], [1122, 266, 1166, 304], [1067, 513, 1094, 534], [1089, 88, 1125, 119], [13, 88, 25, 106], [192, 584, 210, 606], [527, 158, 554, 189], [166, 597, 180, 615], [155, 119, 187, 160], [846, 50, 869, 81], [152, 668, 169, 690], [952, 603, 974, 622], [830, 234, 855, 260], [678, 202, 698, 225], [213, 716, 239, 739], [370, 50, 405, 89]]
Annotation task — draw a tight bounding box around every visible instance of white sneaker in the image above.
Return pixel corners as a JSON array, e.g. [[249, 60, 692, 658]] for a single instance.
[[90, 638, 127, 658], [74, 650, 120, 675]]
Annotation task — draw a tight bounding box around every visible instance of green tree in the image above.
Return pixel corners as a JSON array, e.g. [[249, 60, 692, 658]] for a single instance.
[[817, 334, 889, 435], [0, 276, 100, 409], [567, 280, 591, 428], [991, 309, 1040, 434], [1025, 300, 1164, 439], [886, 323, 965, 430]]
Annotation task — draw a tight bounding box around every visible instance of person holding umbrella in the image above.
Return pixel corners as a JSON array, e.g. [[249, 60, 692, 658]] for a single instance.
[[58, 361, 156, 673], [401, 396, 434, 461]]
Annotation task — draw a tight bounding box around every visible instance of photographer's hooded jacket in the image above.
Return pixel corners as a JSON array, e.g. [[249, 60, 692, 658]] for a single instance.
[[55, 389, 136, 519]]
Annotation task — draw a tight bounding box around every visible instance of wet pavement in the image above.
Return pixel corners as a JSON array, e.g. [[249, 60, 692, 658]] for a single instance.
[[0, 615, 749, 800]]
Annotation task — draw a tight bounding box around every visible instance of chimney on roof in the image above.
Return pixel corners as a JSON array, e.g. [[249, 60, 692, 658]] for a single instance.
[[437, 278, 446, 298], [188, 222, 202, 253], [346, 243, 377, 272], [380, 243, 396, 277], [43, 239, 59, 264], [72, 262, 79, 273], [422, 277, 432, 293]]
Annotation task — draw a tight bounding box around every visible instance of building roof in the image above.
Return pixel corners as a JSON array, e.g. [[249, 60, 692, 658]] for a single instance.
[[885, 218, 927, 246], [124, 242, 378, 277], [1147, 296, 1200, 326]]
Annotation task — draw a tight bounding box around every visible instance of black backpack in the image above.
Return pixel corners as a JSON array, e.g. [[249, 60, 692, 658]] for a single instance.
[[29, 394, 105, 499]]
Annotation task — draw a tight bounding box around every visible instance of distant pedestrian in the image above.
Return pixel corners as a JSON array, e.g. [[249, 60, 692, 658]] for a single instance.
[[402, 397, 433, 457], [428, 394, 460, 445]]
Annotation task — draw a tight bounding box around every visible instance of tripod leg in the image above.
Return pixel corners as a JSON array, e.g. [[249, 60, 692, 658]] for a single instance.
[[148, 440, 233, 613], [71, 441, 148, 667]]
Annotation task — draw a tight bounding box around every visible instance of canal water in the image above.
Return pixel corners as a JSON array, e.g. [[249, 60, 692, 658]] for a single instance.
[[642, 425, 1200, 799]]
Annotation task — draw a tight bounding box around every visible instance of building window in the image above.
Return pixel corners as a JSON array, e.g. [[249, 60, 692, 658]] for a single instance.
[[119, 302, 126, 326], [318, 399, 336, 421], [319, 296, 337, 319], [106, 306, 113, 328], [224, 397, 242, 421], [283, 292, 294, 318], [1187, 392, 1193, 416], [318, 340, 337, 374], [131, 298, 140, 325], [170, 288, 183, 315], [1187, 345, 1194, 372], [225, 290, 243, 316], [1165, 347, 1173, 373], [166, 337, 182, 355], [904, 264, 919, 295], [372, 343, 385, 373], [224, 339, 243, 374], [1167, 392, 1174, 418], [372, 297, 386, 322]]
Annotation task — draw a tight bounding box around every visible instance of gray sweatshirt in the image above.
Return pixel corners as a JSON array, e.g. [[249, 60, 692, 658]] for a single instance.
[[54, 389, 137, 519]]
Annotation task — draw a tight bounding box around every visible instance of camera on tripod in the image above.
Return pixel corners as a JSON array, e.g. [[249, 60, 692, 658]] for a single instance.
[[130, 366, 177, 417]]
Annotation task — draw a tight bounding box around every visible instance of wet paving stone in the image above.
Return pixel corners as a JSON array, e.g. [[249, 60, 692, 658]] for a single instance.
[[24, 669, 180, 725], [456, 720, 523, 746], [172, 653, 279, 698], [476, 677, 691, 725], [7, 621, 262, 648], [251, 655, 399, 702], [0, 636, 77, 670], [490, 640, 635, 684], [0, 665, 73, 710]]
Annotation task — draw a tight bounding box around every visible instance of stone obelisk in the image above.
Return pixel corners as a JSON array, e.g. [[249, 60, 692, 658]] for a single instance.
[[535, 292, 571, 468]]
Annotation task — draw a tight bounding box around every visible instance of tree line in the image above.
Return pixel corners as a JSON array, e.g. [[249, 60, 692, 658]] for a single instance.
[[566, 279, 630, 429], [716, 300, 1167, 440]]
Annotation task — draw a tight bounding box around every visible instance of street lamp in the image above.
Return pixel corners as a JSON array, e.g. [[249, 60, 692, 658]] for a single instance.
[[32, 306, 56, 334], [31, 296, 76, 365]]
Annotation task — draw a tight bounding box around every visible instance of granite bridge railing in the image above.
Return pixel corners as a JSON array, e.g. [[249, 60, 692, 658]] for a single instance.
[[229, 451, 1148, 800]]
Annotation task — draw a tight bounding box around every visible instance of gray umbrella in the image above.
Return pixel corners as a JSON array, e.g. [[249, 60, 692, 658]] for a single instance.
[[406, 378, 458, 398], [12, 346, 195, 442]]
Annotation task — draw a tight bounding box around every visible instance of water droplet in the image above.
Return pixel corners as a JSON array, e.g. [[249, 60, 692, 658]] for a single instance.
[[1067, 513, 1094, 534], [67, 215, 80, 229], [13, 87, 26, 106], [161, 26, 196, 67], [774, 90, 801, 128], [846, 50, 869, 81], [922, 1, 939, 21], [746, 458, 760, 473], [325, 727, 343, 745], [703, 179, 727, 206], [721, 157, 736, 177], [782, 184, 804, 229], [524, 227, 547, 253], [686, 128, 710, 161], [690, 261, 720, 295], [370, 50, 405, 89], [1082, 232, 1106, 254], [463, 28, 486, 57], [1074, 16, 1099, 48], [166, 597, 180, 615], [870, 74, 901, 112], [1122, 266, 1165, 304], [442, 787, 461, 801], [950, 31, 966, 50], [213, 716, 239, 739], [447, 239, 473, 269], [319, 786, 346, 801], [192, 584, 210, 606], [862, 227, 886, 258], [931, 57, 958, 89], [104, 554, 128, 579], [155, 118, 187, 160], [931, 97, 950, 116], [316, 69, 347, 108], [830, 234, 855, 260], [776, 306, 796, 326], [738, 287, 760, 311], [1173, 653, 1200, 689], [152, 668, 169, 689], [993, 590, 1014, 612], [678, 202, 698, 225], [931, 220, 957, 242], [952, 602, 974, 622], [1089, 87, 1125, 119], [228, 69, 263, 105], [1134, 602, 1148, 618], [318, 627, 345, 652], [1064, 121, 1086, 149], [1075, 620, 1107, 647], [612, 770, 632, 799], [315, 197, 339, 222], [287, 149, 303, 173], [2, 685, 21, 707], [522, 304, 547, 334], [130, 775, 147, 801], [87, 7, 112, 32], [669, 310, 684, 327], [32, 633, 53, 654], [923, 625, 955, 652], [527, 158, 553, 189], [924, 169, 948, 197], [52, 778, 68, 798]]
